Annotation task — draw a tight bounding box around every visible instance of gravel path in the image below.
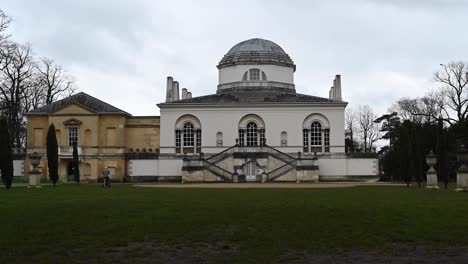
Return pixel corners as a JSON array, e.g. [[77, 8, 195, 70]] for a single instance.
[[133, 182, 406, 189]]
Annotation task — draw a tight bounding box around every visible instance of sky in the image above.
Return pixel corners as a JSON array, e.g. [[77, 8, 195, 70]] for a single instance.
[[2, 0, 467, 116]]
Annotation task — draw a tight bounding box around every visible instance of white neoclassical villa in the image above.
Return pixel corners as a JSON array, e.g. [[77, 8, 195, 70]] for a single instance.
[[130, 38, 377, 182]]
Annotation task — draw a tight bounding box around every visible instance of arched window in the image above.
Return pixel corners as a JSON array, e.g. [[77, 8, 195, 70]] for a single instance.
[[246, 122, 258, 146], [249, 69, 260, 81], [183, 122, 194, 146], [310, 122, 322, 153], [175, 115, 202, 154], [238, 114, 265, 146], [303, 120, 330, 153], [242, 69, 267, 81]]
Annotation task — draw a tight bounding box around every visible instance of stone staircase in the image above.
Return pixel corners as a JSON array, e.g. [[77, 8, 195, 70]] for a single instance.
[[182, 144, 317, 182]]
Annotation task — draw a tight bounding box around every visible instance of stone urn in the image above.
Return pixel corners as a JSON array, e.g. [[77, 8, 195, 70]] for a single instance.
[[425, 150, 438, 189], [28, 152, 42, 188]]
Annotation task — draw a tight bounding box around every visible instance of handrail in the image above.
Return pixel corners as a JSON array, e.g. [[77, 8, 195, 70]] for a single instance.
[[263, 145, 295, 163], [184, 158, 233, 182], [202, 159, 233, 181], [267, 160, 296, 181], [206, 145, 238, 164]]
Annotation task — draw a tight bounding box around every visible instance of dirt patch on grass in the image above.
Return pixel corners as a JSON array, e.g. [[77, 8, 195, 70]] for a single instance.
[[274, 245, 468, 264], [103, 241, 468, 264], [104, 241, 240, 264]]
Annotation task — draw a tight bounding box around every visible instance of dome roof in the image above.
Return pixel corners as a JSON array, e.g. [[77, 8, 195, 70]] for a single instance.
[[217, 38, 295, 70], [227, 38, 286, 54]]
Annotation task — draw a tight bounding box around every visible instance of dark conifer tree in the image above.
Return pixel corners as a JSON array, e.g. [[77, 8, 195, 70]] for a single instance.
[[46, 123, 59, 186], [72, 142, 80, 184], [437, 117, 449, 190], [0, 117, 14, 189]]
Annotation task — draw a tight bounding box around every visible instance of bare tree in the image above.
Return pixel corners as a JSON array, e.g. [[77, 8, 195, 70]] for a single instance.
[[0, 9, 11, 46], [0, 9, 78, 148], [345, 108, 357, 152], [36, 58, 75, 104], [434, 62, 468, 124], [0, 43, 35, 147], [390, 92, 444, 124], [356, 105, 379, 152]]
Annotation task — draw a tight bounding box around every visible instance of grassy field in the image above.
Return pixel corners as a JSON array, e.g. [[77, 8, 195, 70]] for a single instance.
[[0, 184, 467, 263]]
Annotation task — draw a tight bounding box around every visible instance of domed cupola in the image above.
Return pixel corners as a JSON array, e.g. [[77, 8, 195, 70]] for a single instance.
[[217, 38, 296, 94], [217, 38, 296, 70]]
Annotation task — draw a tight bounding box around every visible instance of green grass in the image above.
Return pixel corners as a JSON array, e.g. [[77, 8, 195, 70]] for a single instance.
[[0, 184, 467, 263]]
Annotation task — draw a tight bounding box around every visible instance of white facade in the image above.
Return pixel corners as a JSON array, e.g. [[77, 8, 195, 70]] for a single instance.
[[150, 38, 378, 182], [160, 106, 345, 154]]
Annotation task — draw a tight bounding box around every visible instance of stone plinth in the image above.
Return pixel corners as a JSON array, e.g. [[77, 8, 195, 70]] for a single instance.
[[456, 165, 468, 192], [426, 168, 439, 189], [28, 172, 41, 188]]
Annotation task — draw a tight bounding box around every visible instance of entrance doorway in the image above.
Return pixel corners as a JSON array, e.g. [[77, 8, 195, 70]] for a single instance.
[[245, 160, 257, 181], [67, 161, 77, 182]]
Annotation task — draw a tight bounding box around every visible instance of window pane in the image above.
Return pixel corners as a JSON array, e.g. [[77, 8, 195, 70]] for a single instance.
[[175, 130, 181, 147], [310, 122, 322, 146], [68, 127, 78, 146], [246, 122, 258, 146], [324, 129, 330, 152], [249, 69, 260, 81], [183, 122, 194, 147]]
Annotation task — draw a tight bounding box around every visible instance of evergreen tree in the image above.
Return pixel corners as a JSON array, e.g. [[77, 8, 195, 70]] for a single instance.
[[437, 117, 449, 190], [72, 142, 80, 184], [399, 121, 412, 187], [0, 117, 14, 189], [46, 123, 59, 186]]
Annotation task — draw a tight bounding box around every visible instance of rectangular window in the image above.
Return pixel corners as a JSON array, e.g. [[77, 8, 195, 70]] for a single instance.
[[303, 129, 309, 153], [34, 128, 44, 147], [196, 130, 201, 153], [175, 130, 181, 153], [68, 127, 78, 146], [239, 129, 245, 146], [250, 69, 260, 81], [259, 129, 265, 146], [324, 129, 330, 153]]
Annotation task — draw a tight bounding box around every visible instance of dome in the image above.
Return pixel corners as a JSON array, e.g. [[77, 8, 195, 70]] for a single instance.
[[217, 38, 295, 70]]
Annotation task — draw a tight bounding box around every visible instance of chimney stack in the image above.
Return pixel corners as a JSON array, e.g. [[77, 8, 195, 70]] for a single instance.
[[181, 88, 188, 100], [334, 75, 342, 100], [172, 81, 180, 101], [165, 76, 173, 102]]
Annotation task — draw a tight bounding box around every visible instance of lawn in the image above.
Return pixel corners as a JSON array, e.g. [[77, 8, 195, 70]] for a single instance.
[[0, 184, 467, 263]]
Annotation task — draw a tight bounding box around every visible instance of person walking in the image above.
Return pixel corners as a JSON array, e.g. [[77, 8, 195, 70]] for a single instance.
[[103, 167, 111, 187]]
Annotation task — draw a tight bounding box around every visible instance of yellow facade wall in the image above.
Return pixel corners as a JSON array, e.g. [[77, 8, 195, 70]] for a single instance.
[[26, 104, 160, 183]]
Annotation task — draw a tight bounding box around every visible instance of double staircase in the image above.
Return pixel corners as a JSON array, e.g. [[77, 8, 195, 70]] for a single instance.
[[182, 145, 316, 182]]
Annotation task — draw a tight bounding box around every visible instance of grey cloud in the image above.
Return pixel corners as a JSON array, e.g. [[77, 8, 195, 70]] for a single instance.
[[2, 0, 467, 116]]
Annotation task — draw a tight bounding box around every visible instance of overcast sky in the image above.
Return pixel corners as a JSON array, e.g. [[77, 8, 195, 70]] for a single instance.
[[2, 0, 467, 116]]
